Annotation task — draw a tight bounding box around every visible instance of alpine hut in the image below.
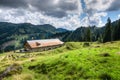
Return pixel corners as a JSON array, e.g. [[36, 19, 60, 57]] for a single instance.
[[24, 39, 64, 52]]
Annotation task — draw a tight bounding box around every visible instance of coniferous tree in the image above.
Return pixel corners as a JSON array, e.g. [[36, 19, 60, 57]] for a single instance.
[[112, 25, 117, 41], [117, 19, 120, 40], [112, 19, 120, 41], [116, 19, 120, 40], [103, 18, 112, 42], [85, 27, 91, 42]]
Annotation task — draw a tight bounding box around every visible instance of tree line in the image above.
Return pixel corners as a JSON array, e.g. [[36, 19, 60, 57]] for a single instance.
[[82, 18, 120, 43]]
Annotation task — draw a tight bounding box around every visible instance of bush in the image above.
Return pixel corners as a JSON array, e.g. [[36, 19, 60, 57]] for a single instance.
[[99, 53, 110, 57], [40, 63, 48, 74], [66, 43, 74, 50], [99, 73, 112, 80], [30, 63, 48, 74], [65, 42, 81, 50], [83, 43, 90, 47], [4, 45, 15, 52]]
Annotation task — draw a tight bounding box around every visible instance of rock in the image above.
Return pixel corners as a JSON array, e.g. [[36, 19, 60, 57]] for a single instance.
[[99, 53, 110, 57], [0, 63, 22, 80], [95, 46, 100, 48], [31, 59, 35, 62], [117, 52, 120, 55]]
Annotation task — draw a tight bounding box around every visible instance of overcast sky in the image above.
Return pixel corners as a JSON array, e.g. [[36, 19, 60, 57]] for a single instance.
[[0, 0, 120, 30]]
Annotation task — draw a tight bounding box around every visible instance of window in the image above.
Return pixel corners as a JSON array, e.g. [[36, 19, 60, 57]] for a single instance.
[[36, 42, 41, 46]]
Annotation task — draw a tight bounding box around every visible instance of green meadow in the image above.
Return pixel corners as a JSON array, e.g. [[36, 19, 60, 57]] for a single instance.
[[0, 41, 120, 80]]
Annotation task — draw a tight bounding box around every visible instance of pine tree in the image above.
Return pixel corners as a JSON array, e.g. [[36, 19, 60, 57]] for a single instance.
[[85, 27, 91, 42], [112, 19, 120, 41], [112, 25, 118, 41], [103, 18, 112, 42], [117, 19, 120, 40]]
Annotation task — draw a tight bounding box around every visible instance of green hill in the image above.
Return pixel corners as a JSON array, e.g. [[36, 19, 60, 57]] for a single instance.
[[0, 41, 120, 80], [66, 26, 104, 42]]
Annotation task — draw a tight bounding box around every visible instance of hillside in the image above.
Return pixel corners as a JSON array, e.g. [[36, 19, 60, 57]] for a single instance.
[[65, 19, 120, 42], [0, 41, 120, 80], [66, 26, 104, 42]]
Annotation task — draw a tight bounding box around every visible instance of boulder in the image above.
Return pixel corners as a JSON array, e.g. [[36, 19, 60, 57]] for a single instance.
[[0, 63, 22, 80]]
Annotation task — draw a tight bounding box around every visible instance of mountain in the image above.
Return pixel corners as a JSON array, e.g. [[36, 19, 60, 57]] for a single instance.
[[65, 26, 104, 42], [56, 28, 68, 33], [0, 22, 69, 52], [65, 18, 120, 42], [51, 31, 72, 41]]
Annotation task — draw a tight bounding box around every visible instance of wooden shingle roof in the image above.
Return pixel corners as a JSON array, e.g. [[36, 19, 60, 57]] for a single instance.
[[26, 39, 64, 49]]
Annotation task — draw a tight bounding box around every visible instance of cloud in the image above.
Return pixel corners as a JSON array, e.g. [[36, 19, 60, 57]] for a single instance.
[[0, 0, 119, 30], [0, 0, 82, 18], [81, 12, 107, 27], [0, 9, 2, 13], [82, 0, 116, 27], [29, 0, 82, 18], [84, 0, 113, 16], [0, 0, 83, 30], [0, 0, 28, 8], [84, 0, 120, 15], [0, 8, 81, 30], [107, 0, 120, 11], [118, 14, 120, 18]]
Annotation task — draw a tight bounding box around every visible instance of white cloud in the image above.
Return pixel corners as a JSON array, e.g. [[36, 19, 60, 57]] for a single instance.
[[118, 14, 120, 18], [28, 0, 82, 18], [84, 0, 114, 13], [0, 0, 83, 30], [81, 12, 107, 27], [0, 9, 2, 13], [0, 7, 108, 30], [0, 8, 81, 30], [82, 0, 111, 27], [0, 0, 119, 30]]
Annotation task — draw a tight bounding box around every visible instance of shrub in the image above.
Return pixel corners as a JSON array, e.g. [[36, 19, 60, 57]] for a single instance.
[[99, 58, 108, 63], [65, 42, 81, 50], [28, 65, 36, 70], [4, 45, 14, 52], [99, 73, 112, 80], [66, 43, 74, 50], [83, 43, 90, 47], [40, 63, 48, 74], [99, 53, 110, 57], [30, 63, 48, 74]]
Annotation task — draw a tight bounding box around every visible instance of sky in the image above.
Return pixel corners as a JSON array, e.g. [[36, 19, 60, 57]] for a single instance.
[[0, 0, 120, 30]]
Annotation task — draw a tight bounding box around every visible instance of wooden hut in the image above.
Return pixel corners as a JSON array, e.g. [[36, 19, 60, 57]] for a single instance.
[[24, 39, 64, 52]]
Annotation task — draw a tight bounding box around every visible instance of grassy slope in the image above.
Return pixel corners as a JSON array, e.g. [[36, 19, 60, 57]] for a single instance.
[[0, 41, 120, 80]]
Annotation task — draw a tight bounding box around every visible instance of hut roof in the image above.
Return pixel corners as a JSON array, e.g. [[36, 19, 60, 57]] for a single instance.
[[26, 39, 64, 49]]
